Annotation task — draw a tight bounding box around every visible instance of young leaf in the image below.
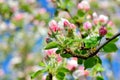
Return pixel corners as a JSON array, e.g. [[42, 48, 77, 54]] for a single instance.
[[61, 53, 72, 58], [56, 72, 65, 80], [77, 10, 85, 17], [31, 70, 44, 79], [56, 49, 61, 54], [39, 62, 45, 67], [93, 63, 104, 72], [96, 76, 104, 80], [45, 42, 59, 50], [84, 57, 98, 69], [103, 43, 118, 53], [78, 58, 83, 65], [57, 67, 70, 73]]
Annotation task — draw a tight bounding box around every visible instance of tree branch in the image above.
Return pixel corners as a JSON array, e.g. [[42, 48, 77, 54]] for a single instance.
[[65, 32, 120, 59]]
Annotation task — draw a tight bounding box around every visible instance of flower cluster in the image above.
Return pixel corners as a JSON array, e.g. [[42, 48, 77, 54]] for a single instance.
[[31, 0, 119, 80]]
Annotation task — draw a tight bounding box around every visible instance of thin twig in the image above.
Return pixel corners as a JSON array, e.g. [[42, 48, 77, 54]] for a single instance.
[[65, 32, 120, 59]]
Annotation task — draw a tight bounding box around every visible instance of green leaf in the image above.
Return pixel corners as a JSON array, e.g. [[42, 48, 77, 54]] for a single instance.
[[39, 62, 45, 67], [61, 53, 72, 58], [64, 38, 74, 45], [56, 49, 61, 54], [56, 72, 65, 80], [57, 67, 70, 73], [45, 42, 59, 50], [96, 76, 104, 80], [78, 58, 83, 65], [103, 43, 118, 53], [106, 32, 114, 38], [65, 0, 69, 3], [93, 63, 104, 72], [84, 36, 98, 48], [96, 56, 102, 64], [31, 70, 44, 79], [111, 38, 119, 43], [77, 10, 85, 17], [84, 57, 98, 69]]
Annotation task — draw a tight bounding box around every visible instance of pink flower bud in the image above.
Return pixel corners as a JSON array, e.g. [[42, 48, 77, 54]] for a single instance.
[[45, 48, 57, 56], [67, 64, 76, 71], [64, 20, 70, 27], [70, 23, 76, 29], [84, 70, 89, 76], [78, 3, 84, 10], [49, 20, 60, 32], [13, 13, 24, 21], [78, 1, 90, 11], [99, 27, 107, 36], [66, 58, 78, 71], [107, 21, 114, 26], [99, 15, 108, 24], [56, 55, 62, 63], [38, 8, 46, 14], [78, 66, 89, 77], [83, 21, 92, 30], [93, 19, 99, 25]]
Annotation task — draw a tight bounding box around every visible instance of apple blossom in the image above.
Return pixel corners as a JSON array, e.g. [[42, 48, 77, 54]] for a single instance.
[[38, 8, 47, 14], [73, 66, 89, 79], [66, 58, 78, 71], [83, 21, 92, 30], [99, 15, 108, 24], [73, 70, 86, 79], [58, 18, 70, 29], [58, 11, 71, 19], [64, 20, 70, 27], [69, 23, 76, 29], [13, 13, 24, 21], [107, 21, 114, 26], [78, 66, 89, 76], [56, 55, 62, 63], [92, 12, 98, 18], [45, 48, 57, 56], [93, 18, 99, 25], [49, 20, 60, 32], [78, 1, 90, 11]]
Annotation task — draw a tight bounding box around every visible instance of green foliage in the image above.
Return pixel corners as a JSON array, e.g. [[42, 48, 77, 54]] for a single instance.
[[103, 38, 118, 53], [77, 10, 85, 17], [31, 0, 119, 79], [103, 43, 118, 52], [61, 53, 72, 58], [56, 72, 65, 80], [31, 70, 44, 79], [96, 76, 104, 80], [78, 58, 83, 65], [84, 56, 102, 69], [57, 67, 70, 73], [39, 62, 45, 67], [45, 42, 59, 50], [56, 49, 61, 54], [84, 36, 99, 48]]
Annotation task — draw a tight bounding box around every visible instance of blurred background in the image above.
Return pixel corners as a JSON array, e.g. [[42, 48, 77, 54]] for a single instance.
[[0, 0, 119, 80]]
